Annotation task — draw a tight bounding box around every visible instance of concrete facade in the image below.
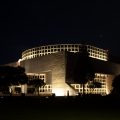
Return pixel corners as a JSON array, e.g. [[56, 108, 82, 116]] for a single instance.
[[20, 50, 120, 96], [21, 52, 76, 96], [4, 44, 120, 96]]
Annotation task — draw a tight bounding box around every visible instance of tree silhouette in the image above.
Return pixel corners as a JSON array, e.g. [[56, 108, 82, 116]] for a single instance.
[[87, 81, 102, 94], [0, 66, 28, 94], [93, 81, 102, 88], [12, 66, 28, 85], [74, 45, 95, 95], [28, 79, 45, 95], [111, 75, 120, 96]]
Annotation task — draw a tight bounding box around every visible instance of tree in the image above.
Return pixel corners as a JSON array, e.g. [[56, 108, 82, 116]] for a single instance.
[[87, 81, 102, 94], [74, 45, 95, 95], [0, 66, 28, 94], [28, 79, 45, 95], [93, 81, 102, 88], [0, 66, 14, 93], [111, 75, 120, 96], [12, 66, 28, 85]]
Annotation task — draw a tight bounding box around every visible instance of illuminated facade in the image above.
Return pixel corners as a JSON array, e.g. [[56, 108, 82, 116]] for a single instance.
[[13, 44, 120, 96], [4, 44, 120, 96], [22, 44, 108, 61]]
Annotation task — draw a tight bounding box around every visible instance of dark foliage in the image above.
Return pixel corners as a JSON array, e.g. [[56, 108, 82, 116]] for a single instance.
[[87, 81, 102, 94], [0, 66, 28, 93], [28, 79, 45, 87], [88, 81, 102, 88], [28, 78, 45, 94], [111, 75, 120, 96]]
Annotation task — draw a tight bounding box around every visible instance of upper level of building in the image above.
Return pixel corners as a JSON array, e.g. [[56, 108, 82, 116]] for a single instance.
[[21, 44, 108, 61]]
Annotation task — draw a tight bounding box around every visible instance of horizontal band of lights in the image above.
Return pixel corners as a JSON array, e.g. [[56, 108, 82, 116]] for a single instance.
[[21, 44, 108, 61], [27, 73, 46, 82]]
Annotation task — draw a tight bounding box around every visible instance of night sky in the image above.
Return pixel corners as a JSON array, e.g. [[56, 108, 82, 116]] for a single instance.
[[0, 1, 120, 64]]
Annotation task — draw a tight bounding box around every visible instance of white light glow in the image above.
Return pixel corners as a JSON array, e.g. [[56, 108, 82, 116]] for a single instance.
[[53, 88, 64, 96], [22, 44, 108, 61], [17, 59, 22, 66]]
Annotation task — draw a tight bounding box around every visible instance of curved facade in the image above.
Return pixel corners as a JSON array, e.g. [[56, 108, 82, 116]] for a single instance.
[[21, 44, 108, 61], [18, 44, 120, 96]]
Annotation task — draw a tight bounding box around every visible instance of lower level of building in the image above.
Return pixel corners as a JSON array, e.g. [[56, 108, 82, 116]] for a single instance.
[[7, 73, 113, 96]]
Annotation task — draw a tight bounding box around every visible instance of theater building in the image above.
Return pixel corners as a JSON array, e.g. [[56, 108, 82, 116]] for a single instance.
[[11, 44, 118, 96], [4, 44, 120, 96]]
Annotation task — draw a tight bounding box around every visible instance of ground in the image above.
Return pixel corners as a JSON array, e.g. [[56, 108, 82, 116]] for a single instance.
[[0, 96, 120, 120]]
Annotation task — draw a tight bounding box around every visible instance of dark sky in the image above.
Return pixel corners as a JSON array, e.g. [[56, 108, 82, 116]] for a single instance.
[[0, 1, 120, 64]]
